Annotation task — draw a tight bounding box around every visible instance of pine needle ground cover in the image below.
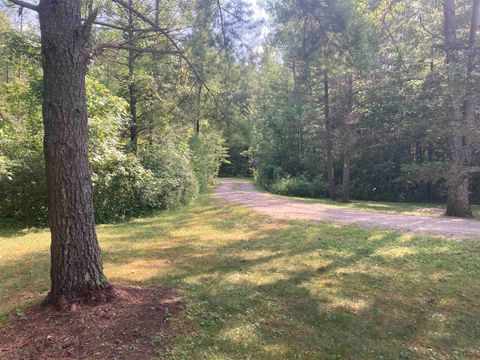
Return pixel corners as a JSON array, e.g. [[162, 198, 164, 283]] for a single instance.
[[1, 195, 480, 359]]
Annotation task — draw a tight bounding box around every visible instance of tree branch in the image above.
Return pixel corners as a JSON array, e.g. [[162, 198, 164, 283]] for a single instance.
[[418, 14, 442, 41], [82, 7, 99, 42], [216, 0, 228, 52], [90, 19, 129, 31], [81, 18, 157, 32], [7, 0, 38, 12], [88, 42, 180, 55], [111, 0, 223, 115]]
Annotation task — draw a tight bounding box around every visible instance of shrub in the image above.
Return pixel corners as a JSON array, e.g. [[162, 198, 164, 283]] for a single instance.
[[90, 151, 162, 223], [141, 142, 199, 210], [0, 150, 48, 222], [0, 149, 165, 224], [189, 130, 228, 192], [311, 177, 329, 198], [269, 176, 329, 199], [270, 176, 315, 198], [0, 144, 200, 224], [0, 78, 212, 224], [252, 164, 284, 189]]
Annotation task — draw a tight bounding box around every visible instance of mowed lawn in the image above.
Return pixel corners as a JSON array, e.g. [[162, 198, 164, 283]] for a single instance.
[[1, 195, 480, 359]]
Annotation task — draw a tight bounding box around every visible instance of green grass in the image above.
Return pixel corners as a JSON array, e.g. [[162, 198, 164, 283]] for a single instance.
[[246, 180, 480, 218], [2, 194, 480, 359]]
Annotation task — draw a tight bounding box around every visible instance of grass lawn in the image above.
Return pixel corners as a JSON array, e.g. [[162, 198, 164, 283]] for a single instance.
[[243, 179, 480, 218], [1, 194, 480, 359]]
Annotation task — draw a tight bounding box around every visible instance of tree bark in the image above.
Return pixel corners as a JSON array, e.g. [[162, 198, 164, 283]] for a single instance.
[[39, 0, 110, 305], [128, 55, 138, 153], [128, 0, 138, 154], [443, 0, 474, 217], [446, 177, 472, 217], [155, 0, 160, 25], [342, 74, 353, 203], [324, 72, 335, 200], [464, 0, 480, 165], [195, 85, 202, 134]]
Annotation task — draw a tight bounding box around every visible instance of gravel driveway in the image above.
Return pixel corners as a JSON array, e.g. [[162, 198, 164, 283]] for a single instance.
[[214, 180, 480, 239]]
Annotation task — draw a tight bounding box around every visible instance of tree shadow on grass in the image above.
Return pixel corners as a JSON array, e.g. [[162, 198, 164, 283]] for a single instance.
[[2, 197, 480, 359], [95, 214, 480, 358]]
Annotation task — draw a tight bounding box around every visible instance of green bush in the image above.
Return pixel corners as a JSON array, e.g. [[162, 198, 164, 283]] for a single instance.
[[269, 176, 329, 199], [90, 151, 162, 223], [311, 177, 329, 198], [0, 149, 161, 224], [0, 77, 202, 224], [0, 150, 47, 222], [141, 142, 199, 210], [271, 176, 315, 197], [0, 144, 200, 224], [190, 129, 228, 192], [252, 164, 284, 189]]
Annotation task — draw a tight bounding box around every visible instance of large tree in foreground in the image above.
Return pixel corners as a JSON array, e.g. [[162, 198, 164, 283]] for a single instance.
[[9, 0, 111, 305], [40, 0, 111, 304]]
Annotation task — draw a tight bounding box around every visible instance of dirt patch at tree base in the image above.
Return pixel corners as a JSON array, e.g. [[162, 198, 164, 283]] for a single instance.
[[0, 286, 186, 359]]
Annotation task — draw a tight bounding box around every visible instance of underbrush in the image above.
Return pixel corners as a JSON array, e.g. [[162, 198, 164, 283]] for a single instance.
[[0, 78, 226, 224], [270, 176, 328, 198]]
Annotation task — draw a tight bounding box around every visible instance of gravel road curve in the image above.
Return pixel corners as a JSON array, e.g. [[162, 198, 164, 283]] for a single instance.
[[214, 180, 480, 239]]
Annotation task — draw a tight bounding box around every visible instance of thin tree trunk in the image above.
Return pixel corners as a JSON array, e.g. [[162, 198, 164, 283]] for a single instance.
[[128, 0, 138, 154], [342, 74, 353, 203], [155, 0, 160, 24], [324, 72, 335, 200], [195, 85, 201, 133], [149, 0, 161, 145], [342, 138, 351, 202], [39, 0, 111, 306], [443, 0, 474, 217]]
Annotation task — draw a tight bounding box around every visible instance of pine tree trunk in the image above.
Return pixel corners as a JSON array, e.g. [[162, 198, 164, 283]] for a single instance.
[[342, 74, 353, 203], [464, 0, 480, 165], [195, 85, 202, 134], [128, 0, 138, 154], [446, 177, 473, 217], [342, 138, 351, 203], [324, 72, 335, 200], [443, 0, 474, 218], [39, 0, 110, 305]]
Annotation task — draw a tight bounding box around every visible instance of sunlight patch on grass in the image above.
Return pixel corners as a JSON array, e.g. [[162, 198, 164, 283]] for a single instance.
[[260, 344, 289, 358], [106, 259, 169, 283], [223, 271, 286, 286], [374, 246, 419, 259], [2, 194, 480, 358], [324, 297, 372, 313], [220, 323, 259, 345]]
